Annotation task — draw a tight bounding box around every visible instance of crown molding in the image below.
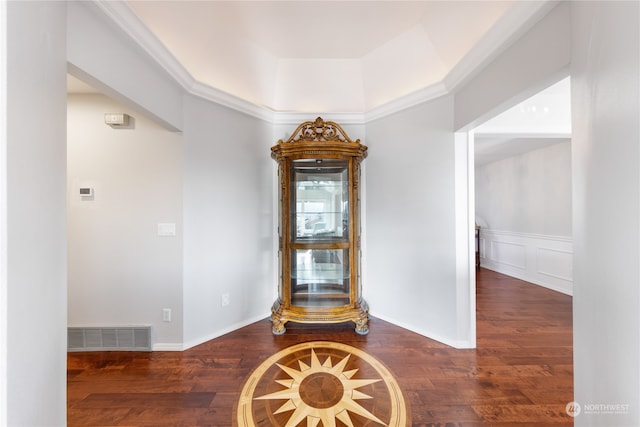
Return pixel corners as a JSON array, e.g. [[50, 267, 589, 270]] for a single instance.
[[474, 132, 571, 139], [190, 81, 276, 123], [93, 0, 273, 123], [272, 111, 366, 126], [364, 82, 448, 122], [92, 0, 558, 125], [93, 0, 194, 90]]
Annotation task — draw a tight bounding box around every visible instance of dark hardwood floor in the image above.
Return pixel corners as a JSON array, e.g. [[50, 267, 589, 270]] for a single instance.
[[68, 269, 574, 426]]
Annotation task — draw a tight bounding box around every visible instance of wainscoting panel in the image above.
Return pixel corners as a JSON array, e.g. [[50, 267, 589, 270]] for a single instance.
[[479, 229, 573, 295], [491, 240, 527, 270]]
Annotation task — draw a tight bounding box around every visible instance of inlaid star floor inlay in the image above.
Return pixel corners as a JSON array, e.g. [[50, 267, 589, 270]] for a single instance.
[[235, 341, 409, 426]]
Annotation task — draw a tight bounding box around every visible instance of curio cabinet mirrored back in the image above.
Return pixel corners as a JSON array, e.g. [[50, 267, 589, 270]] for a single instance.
[[271, 117, 369, 334]]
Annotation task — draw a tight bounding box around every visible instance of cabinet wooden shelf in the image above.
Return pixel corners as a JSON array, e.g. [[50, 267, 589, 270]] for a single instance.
[[270, 117, 369, 335]]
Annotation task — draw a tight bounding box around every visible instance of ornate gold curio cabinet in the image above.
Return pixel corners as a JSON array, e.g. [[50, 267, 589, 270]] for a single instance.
[[271, 117, 369, 335]]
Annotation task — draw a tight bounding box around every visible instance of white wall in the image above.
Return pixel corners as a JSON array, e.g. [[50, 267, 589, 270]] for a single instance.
[[0, 2, 6, 420], [273, 59, 365, 112], [475, 141, 573, 294], [5, 1, 67, 425], [67, 93, 183, 348], [476, 140, 572, 236], [182, 95, 274, 348], [365, 97, 469, 346], [571, 2, 640, 425]]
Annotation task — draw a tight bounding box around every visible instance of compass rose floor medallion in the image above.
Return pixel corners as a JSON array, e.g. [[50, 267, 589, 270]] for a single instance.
[[236, 341, 409, 426]]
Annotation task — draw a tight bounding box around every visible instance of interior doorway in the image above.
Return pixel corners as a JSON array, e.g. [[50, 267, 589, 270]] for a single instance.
[[453, 76, 573, 350], [472, 77, 572, 296], [66, 73, 184, 351]]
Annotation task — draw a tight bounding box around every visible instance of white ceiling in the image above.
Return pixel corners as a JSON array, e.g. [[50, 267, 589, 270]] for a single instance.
[[125, 1, 512, 60], [474, 77, 571, 166], [119, 0, 537, 112], [68, 1, 570, 165], [68, 0, 559, 114]]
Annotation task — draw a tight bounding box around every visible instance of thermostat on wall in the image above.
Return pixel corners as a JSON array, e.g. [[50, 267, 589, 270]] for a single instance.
[[79, 187, 93, 197]]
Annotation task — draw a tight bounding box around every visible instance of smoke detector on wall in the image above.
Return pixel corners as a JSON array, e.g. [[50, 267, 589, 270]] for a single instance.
[[104, 113, 130, 127]]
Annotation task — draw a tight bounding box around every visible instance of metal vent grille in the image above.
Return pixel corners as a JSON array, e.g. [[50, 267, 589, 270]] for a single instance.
[[67, 326, 152, 351]]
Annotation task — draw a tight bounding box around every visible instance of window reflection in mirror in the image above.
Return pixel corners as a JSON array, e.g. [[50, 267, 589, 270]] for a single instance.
[[291, 159, 349, 241]]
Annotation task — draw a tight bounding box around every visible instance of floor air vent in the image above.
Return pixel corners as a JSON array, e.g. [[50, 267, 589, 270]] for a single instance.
[[68, 326, 152, 351]]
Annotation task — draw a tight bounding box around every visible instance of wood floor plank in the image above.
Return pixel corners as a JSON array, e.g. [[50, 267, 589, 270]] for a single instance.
[[68, 268, 574, 426], [73, 392, 216, 409]]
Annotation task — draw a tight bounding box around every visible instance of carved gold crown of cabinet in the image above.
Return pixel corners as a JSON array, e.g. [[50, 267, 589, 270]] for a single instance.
[[270, 117, 369, 335]]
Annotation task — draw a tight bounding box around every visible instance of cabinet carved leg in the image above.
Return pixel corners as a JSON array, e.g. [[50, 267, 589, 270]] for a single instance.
[[354, 299, 370, 335], [271, 319, 286, 335], [354, 317, 369, 335], [270, 300, 287, 335]]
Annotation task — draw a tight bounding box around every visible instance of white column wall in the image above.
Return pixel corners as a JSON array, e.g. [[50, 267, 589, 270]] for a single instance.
[[0, 1, 6, 420], [5, 1, 68, 425], [571, 2, 640, 425]]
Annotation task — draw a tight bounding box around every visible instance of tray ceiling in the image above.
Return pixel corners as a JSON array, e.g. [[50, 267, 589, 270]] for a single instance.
[[114, 0, 552, 114]]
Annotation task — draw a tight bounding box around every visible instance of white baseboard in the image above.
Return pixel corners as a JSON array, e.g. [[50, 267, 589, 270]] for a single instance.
[[152, 343, 184, 351], [478, 229, 573, 295], [370, 313, 475, 350], [179, 312, 272, 351]]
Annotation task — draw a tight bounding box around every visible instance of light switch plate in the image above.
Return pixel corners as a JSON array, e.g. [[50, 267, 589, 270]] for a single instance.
[[157, 223, 176, 236]]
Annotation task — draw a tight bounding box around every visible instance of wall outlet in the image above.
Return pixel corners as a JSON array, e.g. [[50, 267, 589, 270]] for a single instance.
[[162, 308, 172, 322], [221, 293, 230, 307]]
